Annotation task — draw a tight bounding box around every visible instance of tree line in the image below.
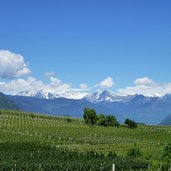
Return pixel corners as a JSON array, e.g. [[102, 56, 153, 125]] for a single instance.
[[83, 107, 137, 128]]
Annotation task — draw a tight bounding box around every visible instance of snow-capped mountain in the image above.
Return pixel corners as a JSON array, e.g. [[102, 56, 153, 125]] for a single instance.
[[17, 90, 89, 100], [3, 90, 171, 125], [84, 90, 126, 103], [16, 89, 125, 102], [16, 89, 166, 104]]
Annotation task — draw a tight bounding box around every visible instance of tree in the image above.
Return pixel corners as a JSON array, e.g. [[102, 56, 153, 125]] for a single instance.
[[105, 115, 120, 127], [125, 118, 137, 129], [83, 108, 97, 125], [96, 114, 120, 127], [83, 108, 120, 127], [96, 114, 106, 126]]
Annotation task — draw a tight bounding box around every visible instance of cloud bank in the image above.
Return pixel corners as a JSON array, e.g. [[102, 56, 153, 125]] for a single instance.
[[0, 76, 71, 95], [0, 50, 31, 79], [119, 77, 171, 97], [1, 50, 171, 97]]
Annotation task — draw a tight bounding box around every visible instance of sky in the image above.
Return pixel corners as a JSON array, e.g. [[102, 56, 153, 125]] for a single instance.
[[0, 0, 171, 97]]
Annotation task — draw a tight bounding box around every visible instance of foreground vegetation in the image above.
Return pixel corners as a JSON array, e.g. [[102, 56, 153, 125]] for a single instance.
[[83, 107, 137, 128], [0, 110, 171, 170]]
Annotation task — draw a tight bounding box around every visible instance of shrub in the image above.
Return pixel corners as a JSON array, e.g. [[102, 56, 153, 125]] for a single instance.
[[66, 118, 72, 122], [127, 145, 143, 158], [125, 118, 137, 129]]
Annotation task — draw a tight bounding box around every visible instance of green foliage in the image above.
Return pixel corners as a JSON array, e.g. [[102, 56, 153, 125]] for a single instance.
[[105, 115, 120, 127], [128, 144, 143, 158], [96, 114, 106, 126], [96, 114, 120, 127], [108, 151, 117, 159], [0, 143, 150, 171], [84, 108, 120, 127], [163, 144, 171, 158], [83, 108, 97, 125], [66, 118, 72, 122], [0, 110, 170, 170], [125, 118, 137, 129]]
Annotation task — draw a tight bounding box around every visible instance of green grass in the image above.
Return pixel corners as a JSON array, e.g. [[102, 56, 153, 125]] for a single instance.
[[0, 110, 171, 170]]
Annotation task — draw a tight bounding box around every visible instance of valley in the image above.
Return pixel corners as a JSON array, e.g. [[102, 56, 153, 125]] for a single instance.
[[0, 110, 170, 170], [1, 90, 171, 125]]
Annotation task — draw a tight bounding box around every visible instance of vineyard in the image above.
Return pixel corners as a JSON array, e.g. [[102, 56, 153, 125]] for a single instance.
[[0, 110, 171, 170]]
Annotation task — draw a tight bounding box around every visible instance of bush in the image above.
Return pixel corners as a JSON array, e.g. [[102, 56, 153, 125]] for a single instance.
[[108, 151, 117, 159], [96, 114, 119, 127], [125, 118, 137, 129], [105, 115, 120, 127], [127, 145, 143, 158], [162, 144, 171, 159], [66, 118, 72, 122]]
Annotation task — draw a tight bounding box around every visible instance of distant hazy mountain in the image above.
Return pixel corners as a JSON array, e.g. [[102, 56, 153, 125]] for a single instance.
[[8, 95, 116, 118], [159, 114, 171, 125], [159, 95, 171, 125], [0, 92, 18, 110], [2, 90, 171, 125]]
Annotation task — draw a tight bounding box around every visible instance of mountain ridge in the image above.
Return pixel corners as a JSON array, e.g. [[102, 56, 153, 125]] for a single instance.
[[2, 90, 171, 125], [0, 92, 19, 110], [15, 89, 166, 102]]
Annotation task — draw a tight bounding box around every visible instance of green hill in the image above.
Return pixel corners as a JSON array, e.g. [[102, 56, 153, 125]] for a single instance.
[[0, 110, 171, 170], [0, 92, 18, 110]]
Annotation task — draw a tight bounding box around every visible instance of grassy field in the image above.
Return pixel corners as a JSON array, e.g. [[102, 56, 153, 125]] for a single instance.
[[0, 110, 170, 170]]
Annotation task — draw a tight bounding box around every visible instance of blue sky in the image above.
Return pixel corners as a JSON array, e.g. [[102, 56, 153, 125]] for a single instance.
[[0, 0, 171, 96]]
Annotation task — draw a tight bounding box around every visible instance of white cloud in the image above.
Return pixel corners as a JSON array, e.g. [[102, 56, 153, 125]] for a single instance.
[[45, 72, 56, 77], [0, 77, 44, 95], [134, 77, 155, 86], [96, 77, 114, 88], [0, 50, 31, 79], [49, 76, 61, 86], [79, 83, 89, 90], [48, 76, 71, 92], [0, 76, 71, 95], [1, 50, 171, 98], [118, 77, 171, 97], [1, 74, 171, 97]]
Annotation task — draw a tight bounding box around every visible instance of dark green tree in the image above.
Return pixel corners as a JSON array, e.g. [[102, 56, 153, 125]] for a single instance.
[[106, 115, 120, 127], [96, 114, 120, 127], [96, 114, 106, 126], [125, 118, 137, 129], [83, 108, 97, 125]]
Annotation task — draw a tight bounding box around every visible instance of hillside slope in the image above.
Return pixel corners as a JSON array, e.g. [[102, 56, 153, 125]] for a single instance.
[[0, 92, 18, 110], [8, 95, 117, 118], [160, 114, 171, 125], [0, 110, 170, 170], [7, 93, 171, 125]]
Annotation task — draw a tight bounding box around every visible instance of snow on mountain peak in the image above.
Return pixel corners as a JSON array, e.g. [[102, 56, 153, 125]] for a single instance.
[[16, 89, 165, 102], [84, 90, 125, 103], [17, 90, 89, 100]]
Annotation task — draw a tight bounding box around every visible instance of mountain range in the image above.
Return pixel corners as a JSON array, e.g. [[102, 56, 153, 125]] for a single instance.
[[0, 92, 18, 110], [0, 90, 171, 125]]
